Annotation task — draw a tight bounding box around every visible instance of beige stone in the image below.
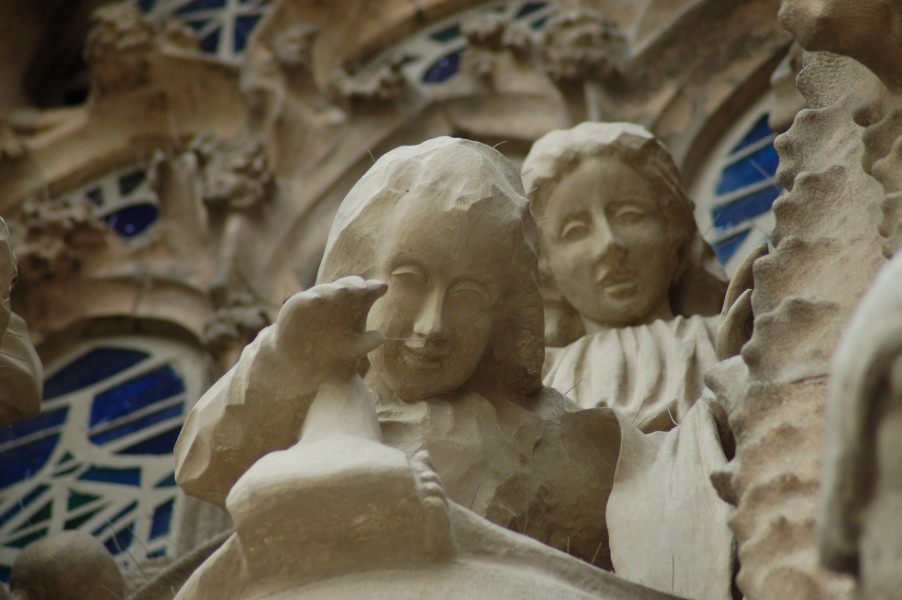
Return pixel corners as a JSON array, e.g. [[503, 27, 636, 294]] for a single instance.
[[175, 136, 736, 597], [522, 122, 736, 599], [8, 531, 124, 600], [821, 252, 902, 600], [523, 122, 728, 429], [0, 217, 42, 427]]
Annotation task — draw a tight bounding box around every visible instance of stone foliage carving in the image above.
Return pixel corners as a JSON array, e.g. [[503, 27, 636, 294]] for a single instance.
[[14, 197, 109, 283], [540, 10, 625, 84], [706, 50, 885, 600], [189, 134, 273, 213], [775, 2, 902, 598], [84, 4, 157, 97]]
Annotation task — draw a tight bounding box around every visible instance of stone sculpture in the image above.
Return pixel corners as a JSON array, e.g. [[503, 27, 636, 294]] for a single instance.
[[0, 217, 42, 427], [7, 531, 125, 600], [820, 252, 902, 600], [522, 122, 739, 598], [523, 122, 729, 432], [174, 137, 732, 598]]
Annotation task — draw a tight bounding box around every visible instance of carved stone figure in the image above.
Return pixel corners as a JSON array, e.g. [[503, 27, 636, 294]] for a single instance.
[[7, 531, 124, 600], [820, 252, 902, 600], [0, 217, 42, 427], [523, 122, 728, 432], [174, 137, 733, 598]]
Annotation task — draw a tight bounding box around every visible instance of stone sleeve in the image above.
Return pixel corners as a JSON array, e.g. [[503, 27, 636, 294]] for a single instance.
[[174, 324, 316, 509], [0, 313, 43, 427]]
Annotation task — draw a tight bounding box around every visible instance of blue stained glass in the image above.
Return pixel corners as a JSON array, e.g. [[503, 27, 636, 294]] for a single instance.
[[0, 409, 67, 488], [148, 548, 167, 558], [5, 528, 47, 549], [118, 171, 145, 195], [105, 203, 159, 238], [516, 2, 547, 18], [90, 402, 184, 446], [176, 0, 226, 16], [200, 28, 221, 52], [104, 522, 135, 555], [234, 15, 261, 53], [13, 501, 51, 532], [155, 473, 178, 488], [713, 229, 751, 264], [0, 407, 68, 444], [107, 500, 138, 526], [0, 485, 48, 528], [44, 348, 148, 401], [68, 490, 100, 511], [118, 425, 183, 456], [0, 565, 9, 584], [54, 461, 81, 477], [90, 365, 184, 428], [150, 499, 174, 540], [422, 50, 463, 83], [712, 184, 781, 230], [65, 504, 106, 530], [729, 114, 774, 155], [58, 452, 75, 464], [715, 144, 780, 196], [138, 0, 157, 12], [430, 24, 461, 43], [79, 466, 141, 486]]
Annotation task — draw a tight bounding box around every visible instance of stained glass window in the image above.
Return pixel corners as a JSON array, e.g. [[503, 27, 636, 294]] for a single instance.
[[52, 166, 159, 240], [136, 0, 270, 62], [0, 337, 205, 583], [361, 0, 557, 88], [691, 97, 782, 276]]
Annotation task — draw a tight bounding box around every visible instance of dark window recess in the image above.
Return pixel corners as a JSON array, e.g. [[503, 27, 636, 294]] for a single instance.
[[712, 229, 751, 264], [422, 50, 463, 84], [712, 185, 781, 231], [715, 144, 780, 196], [44, 348, 148, 401], [104, 203, 159, 237]]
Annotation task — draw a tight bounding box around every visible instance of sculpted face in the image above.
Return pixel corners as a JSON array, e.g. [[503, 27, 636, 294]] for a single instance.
[[541, 157, 679, 329], [366, 206, 500, 402]]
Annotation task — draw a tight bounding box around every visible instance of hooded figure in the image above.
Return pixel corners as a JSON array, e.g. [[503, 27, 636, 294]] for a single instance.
[[175, 137, 732, 599]]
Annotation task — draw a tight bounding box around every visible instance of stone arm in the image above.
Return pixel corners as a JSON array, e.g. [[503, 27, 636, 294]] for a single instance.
[[174, 325, 317, 510], [175, 276, 387, 509], [0, 313, 43, 427]]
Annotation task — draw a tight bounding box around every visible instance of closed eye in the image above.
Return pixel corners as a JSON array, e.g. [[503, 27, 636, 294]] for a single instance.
[[391, 264, 427, 284], [449, 279, 490, 306], [559, 218, 590, 241], [609, 202, 647, 224]]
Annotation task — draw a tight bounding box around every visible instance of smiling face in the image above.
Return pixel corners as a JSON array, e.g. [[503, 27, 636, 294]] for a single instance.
[[365, 206, 501, 402], [540, 157, 681, 329]]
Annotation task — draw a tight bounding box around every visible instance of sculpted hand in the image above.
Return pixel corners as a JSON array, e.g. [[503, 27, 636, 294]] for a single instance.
[[716, 242, 767, 359], [273, 276, 387, 384]]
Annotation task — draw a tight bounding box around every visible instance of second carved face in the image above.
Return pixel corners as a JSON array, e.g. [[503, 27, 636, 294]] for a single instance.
[[540, 157, 680, 329]]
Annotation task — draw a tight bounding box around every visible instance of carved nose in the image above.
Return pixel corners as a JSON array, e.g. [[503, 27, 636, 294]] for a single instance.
[[413, 290, 446, 340], [593, 216, 623, 260]]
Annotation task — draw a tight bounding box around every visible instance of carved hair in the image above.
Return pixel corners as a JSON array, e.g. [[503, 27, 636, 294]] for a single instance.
[[317, 136, 545, 396], [522, 121, 727, 346]]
